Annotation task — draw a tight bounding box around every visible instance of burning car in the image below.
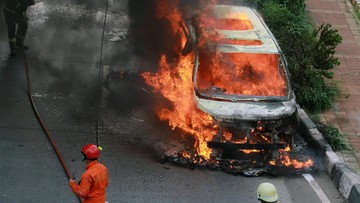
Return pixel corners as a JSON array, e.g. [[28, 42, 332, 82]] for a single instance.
[[141, 1, 313, 170], [183, 5, 299, 159]]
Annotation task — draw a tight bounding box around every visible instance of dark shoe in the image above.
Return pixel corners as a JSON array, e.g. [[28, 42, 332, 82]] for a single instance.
[[16, 45, 29, 50], [10, 50, 17, 57]]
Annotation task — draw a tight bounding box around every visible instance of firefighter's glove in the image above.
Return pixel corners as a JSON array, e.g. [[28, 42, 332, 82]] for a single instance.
[[69, 178, 77, 186]]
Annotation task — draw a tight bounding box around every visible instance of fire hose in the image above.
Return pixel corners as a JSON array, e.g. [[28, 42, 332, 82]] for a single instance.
[[19, 1, 109, 202], [21, 48, 82, 202]]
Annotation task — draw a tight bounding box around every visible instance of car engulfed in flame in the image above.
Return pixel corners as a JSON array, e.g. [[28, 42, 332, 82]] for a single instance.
[[183, 4, 299, 159]]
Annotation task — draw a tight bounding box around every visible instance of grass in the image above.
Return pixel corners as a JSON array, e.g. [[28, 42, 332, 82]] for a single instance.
[[305, 106, 350, 153], [316, 123, 349, 151], [308, 113, 349, 151]]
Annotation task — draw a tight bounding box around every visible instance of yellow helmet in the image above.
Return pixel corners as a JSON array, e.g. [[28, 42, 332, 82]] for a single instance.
[[257, 182, 279, 202]]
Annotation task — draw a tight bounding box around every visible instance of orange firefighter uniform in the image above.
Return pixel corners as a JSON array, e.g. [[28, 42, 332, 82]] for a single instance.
[[69, 160, 108, 203], [70, 144, 108, 202]]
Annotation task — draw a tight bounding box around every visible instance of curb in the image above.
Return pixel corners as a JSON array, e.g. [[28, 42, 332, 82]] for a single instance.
[[298, 107, 360, 203]]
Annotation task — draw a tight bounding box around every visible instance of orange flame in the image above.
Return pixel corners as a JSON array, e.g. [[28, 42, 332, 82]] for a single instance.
[[142, 54, 218, 158], [156, 0, 187, 53], [204, 12, 253, 30], [194, 5, 287, 97], [156, 0, 182, 31], [269, 149, 314, 168], [242, 149, 260, 154], [196, 52, 287, 96]]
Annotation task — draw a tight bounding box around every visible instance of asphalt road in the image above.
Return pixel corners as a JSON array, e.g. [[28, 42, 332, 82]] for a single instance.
[[0, 0, 346, 202]]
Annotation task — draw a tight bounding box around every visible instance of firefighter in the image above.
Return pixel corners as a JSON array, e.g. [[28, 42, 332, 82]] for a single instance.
[[3, 0, 35, 56], [257, 182, 279, 203], [69, 144, 108, 203]]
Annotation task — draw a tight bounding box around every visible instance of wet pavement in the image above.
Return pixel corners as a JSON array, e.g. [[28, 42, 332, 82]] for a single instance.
[[306, 0, 360, 174]]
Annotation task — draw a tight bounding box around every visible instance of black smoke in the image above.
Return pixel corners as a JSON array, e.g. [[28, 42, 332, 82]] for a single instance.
[[127, 0, 210, 68]]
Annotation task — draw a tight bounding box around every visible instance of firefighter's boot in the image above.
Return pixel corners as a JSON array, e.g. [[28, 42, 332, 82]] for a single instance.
[[9, 38, 17, 57], [16, 39, 29, 50]]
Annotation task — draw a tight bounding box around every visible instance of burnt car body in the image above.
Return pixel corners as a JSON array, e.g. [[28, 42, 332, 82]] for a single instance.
[[184, 5, 299, 158]]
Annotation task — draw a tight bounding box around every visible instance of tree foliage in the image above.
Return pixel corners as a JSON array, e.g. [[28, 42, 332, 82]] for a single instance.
[[247, 0, 306, 15]]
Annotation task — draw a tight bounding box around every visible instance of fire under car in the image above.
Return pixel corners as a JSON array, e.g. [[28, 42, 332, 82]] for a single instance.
[[182, 4, 299, 159]]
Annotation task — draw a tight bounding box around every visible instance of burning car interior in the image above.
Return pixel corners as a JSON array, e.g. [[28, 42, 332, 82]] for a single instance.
[[189, 5, 299, 159]]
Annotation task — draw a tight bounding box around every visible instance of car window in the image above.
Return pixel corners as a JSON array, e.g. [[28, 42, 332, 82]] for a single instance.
[[195, 50, 288, 97]]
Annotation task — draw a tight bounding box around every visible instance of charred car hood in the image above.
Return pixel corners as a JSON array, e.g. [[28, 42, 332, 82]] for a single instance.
[[195, 96, 297, 121]]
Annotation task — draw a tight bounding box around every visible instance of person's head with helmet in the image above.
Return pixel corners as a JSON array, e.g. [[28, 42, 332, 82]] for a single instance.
[[81, 144, 101, 163], [257, 182, 279, 203]]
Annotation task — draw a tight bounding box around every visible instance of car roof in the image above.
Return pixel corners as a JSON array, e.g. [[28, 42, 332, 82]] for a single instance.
[[208, 5, 280, 54]]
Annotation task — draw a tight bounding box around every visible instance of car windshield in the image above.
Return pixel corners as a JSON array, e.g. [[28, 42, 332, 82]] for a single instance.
[[195, 50, 288, 97]]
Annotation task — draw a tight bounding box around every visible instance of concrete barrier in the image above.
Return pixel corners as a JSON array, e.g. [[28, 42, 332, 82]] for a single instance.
[[298, 107, 360, 203]]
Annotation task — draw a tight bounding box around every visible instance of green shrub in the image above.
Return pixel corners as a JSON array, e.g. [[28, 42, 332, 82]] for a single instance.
[[288, 23, 341, 113], [297, 78, 338, 112], [246, 0, 306, 15], [317, 124, 349, 151], [312, 24, 342, 77]]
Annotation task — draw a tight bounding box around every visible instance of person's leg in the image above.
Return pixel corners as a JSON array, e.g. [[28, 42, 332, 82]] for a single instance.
[[16, 11, 28, 48], [4, 11, 17, 56]]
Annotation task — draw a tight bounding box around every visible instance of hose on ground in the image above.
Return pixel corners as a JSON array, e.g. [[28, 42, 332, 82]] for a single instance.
[[21, 49, 82, 202]]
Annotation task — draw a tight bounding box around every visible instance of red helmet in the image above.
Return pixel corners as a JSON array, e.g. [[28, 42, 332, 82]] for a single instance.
[[81, 144, 100, 160]]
